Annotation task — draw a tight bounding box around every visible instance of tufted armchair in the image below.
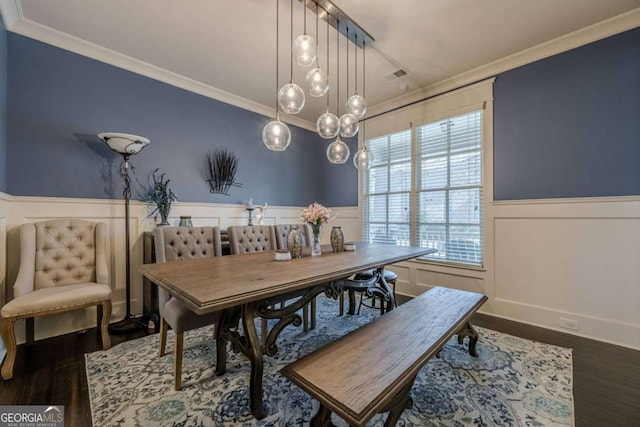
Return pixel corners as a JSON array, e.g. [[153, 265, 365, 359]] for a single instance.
[[153, 225, 222, 390], [274, 224, 316, 331], [1, 219, 111, 380], [227, 225, 277, 255]]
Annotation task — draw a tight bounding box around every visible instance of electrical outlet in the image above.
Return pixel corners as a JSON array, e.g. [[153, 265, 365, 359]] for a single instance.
[[111, 308, 121, 319], [559, 317, 579, 331]]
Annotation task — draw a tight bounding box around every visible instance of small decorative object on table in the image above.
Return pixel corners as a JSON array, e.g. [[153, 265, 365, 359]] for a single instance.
[[141, 168, 177, 226], [330, 226, 344, 252], [300, 202, 335, 256], [275, 249, 291, 261], [344, 242, 356, 251], [178, 216, 193, 227], [287, 226, 303, 258]]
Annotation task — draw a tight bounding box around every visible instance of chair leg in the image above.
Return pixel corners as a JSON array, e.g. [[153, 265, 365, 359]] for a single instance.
[[25, 318, 34, 344], [159, 317, 168, 357], [174, 332, 184, 390], [339, 292, 344, 316], [1, 317, 17, 380], [99, 300, 112, 350]]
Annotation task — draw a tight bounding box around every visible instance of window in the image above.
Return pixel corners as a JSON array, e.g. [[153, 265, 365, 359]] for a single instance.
[[363, 110, 484, 266]]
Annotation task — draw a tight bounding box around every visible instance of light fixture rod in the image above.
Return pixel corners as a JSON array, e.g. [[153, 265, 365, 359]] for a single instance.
[[299, 0, 374, 47]]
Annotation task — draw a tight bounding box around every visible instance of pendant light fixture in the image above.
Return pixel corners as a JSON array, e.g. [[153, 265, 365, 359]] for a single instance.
[[263, 0, 291, 151], [278, 0, 305, 114], [353, 44, 373, 169], [292, 0, 315, 67], [306, 2, 328, 97], [327, 19, 350, 164], [339, 26, 358, 138], [346, 34, 367, 119], [316, 6, 339, 139]]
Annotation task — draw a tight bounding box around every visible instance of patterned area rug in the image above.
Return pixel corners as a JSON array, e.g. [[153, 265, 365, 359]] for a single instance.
[[86, 295, 574, 426]]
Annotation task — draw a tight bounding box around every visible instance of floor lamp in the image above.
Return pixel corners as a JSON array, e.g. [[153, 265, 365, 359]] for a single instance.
[[99, 132, 150, 334]]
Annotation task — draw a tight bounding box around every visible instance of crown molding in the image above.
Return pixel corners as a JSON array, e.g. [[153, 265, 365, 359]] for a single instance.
[[2, 1, 638, 131], [367, 8, 640, 118], [0, 0, 21, 28], [0, 6, 316, 132]]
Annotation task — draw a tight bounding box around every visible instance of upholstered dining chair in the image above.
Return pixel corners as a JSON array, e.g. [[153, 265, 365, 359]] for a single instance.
[[227, 225, 277, 255], [153, 225, 222, 390], [227, 225, 277, 341], [1, 219, 112, 380], [274, 224, 316, 331]]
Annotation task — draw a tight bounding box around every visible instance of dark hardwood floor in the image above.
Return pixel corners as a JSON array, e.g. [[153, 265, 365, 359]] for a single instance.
[[1, 310, 638, 426]]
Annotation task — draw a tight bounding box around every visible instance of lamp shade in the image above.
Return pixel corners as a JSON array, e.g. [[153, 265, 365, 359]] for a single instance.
[[278, 83, 306, 115], [316, 111, 340, 139], [327, 136, 350, 164], [98, 133, 150, 155], [293, 34, 316, 67], [339, 113, 359, 138], [353, 147, 374, 169], [346, 94, 367, 119], [262, 119, 291, 151]]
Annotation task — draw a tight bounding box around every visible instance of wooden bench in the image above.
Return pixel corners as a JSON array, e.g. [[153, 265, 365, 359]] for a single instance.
[[281, 286, 488, 427]]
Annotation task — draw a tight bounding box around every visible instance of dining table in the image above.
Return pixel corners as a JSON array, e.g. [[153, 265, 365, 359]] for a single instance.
[[139, 242, 435, 420]]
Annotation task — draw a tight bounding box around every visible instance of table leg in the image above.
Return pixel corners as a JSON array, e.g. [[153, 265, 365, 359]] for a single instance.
[[243, 302, 268, 420], [457, 321, 480, 357]]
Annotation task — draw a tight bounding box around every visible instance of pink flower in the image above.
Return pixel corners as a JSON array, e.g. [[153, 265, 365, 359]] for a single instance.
[[300, 202, 335, 227]]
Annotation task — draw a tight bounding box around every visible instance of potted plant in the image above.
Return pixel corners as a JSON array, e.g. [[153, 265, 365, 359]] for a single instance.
[[142, 168, 177, 225]]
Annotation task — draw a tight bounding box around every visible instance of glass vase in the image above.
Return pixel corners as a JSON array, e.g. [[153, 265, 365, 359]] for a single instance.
[[310, 223, 322, 256]]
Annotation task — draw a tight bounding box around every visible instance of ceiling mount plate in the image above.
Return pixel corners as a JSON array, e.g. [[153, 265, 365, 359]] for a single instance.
[[300, 0, 375, 48]]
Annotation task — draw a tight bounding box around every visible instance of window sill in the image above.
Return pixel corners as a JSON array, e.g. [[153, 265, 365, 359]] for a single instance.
[[407, 257, 487, 273]]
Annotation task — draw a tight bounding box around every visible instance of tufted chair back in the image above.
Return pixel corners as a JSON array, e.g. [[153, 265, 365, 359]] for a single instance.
[[14, 219, 108, 298], [275, 224, 312, 250], [153, 226, 222, 311], [153, 226, 222, 263], [227, 225, 277, 255]]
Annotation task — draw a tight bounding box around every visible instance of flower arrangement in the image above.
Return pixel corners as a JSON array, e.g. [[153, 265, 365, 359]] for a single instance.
[[300, 203, 334, 256], [300, 202, 334, 235], [142, 168, 177, 225]]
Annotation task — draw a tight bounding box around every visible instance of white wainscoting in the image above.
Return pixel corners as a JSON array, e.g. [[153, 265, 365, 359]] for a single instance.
[[391, 196, 640, 350], [0, 193, 359, 343]]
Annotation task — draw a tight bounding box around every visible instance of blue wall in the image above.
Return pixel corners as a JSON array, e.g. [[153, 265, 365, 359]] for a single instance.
[[494, 28, 640, 200], [6, 33, 358, 206], [0, 15, 7, 192]]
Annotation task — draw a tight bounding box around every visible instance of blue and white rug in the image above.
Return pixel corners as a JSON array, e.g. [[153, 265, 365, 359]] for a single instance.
[[86, 295, 574, 426]]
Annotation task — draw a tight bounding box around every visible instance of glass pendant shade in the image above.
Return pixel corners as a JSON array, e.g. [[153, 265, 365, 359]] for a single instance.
[[339, 113, 359, 138], [346, 94, 367, 119], [316, 111, 340, 139], [278, 83, 305, 114], [306, 67, 329, 97], [327, 136, 350, 164], [353, 147, 374, 169], [293, 34, 316, 67], [262, 119, 291, 151]]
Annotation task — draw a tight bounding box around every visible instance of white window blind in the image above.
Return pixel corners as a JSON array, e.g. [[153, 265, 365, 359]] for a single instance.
[[363, 110, 484, 266], [363, 129, 412, 246]]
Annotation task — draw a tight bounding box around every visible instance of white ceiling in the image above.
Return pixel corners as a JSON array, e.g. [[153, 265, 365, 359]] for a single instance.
[[5, 0, 640, 127]]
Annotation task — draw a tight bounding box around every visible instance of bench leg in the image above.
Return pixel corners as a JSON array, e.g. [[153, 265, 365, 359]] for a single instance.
[[310, 403, 337, 427], [457, 321, 480, 357], [381, 375, 416, 427]]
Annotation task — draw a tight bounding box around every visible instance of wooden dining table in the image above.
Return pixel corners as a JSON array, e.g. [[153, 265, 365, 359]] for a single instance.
[[139, 242, 434, 420]]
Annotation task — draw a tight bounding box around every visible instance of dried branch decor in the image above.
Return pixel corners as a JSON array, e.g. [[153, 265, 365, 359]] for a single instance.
[[204, 148, 242, 195]]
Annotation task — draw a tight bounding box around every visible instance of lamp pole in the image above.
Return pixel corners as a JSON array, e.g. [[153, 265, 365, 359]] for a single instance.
[[99, 133, 150, 334]]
